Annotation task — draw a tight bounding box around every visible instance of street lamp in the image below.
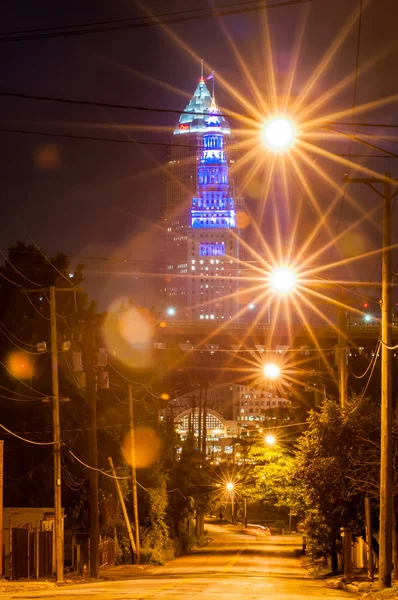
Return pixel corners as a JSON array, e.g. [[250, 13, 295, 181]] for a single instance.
[[269, 267, 297, 294], [263, 362, 281, 380], [226, 482, 235, 524], [261, 116, 296, 152], [265, 434, 276, 446], [166, 306, 176, 317]]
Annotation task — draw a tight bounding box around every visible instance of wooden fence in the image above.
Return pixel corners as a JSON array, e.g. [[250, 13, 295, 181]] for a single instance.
[[3, 522, 116, 580], [4, 520, 53, 580]]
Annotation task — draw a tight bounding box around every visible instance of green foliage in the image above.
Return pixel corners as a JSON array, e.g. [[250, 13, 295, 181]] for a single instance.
[[139, 462, 171, 564]]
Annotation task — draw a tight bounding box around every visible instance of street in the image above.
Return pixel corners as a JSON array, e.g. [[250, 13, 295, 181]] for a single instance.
[[3, 524, 351, 600]]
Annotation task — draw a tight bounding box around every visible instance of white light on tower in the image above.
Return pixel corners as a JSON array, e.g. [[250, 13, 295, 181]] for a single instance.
[[263, 363, 281, 379], [262, 117, 296, 152], [270, 267, 297, 294]]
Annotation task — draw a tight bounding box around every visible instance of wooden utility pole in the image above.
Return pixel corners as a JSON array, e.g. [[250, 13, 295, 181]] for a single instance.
[[108, 457, 136, 558], [337, 288, 348, 408], [380, 176, 393, 588], [243, 497, 247, 528], [23, 285, 81, 582], [128, 385, 140, 564], [82, 322, 99, 578], [365, 497, 374, 581], [0, 440, 3, 580], [49, 286, 63, 583], [344, 174, 395, 588]]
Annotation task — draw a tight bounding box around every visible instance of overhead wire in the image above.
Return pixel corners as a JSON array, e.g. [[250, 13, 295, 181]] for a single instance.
[[335, 0, 363, 238], [12, 212, 74, 288], [0, 384, 44, 399], [0, 0, 322, 43], [0, 126, 395, 158], [0, 319, 38, 347], [0, 248, 41, 287], [0, 0, 314, 37], [22, 290, 50, 320], [108, 363, 165, 398], [0, 359, 49, 396], [0, 324, 43, 355], [0, 422, 55, 445], [4, 90, 398, 132], [0, 269, 23, 287], [351, 339, 381, 379]]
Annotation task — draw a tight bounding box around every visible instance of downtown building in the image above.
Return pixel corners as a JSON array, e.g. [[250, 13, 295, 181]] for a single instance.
[[163, 72, 242, 321]]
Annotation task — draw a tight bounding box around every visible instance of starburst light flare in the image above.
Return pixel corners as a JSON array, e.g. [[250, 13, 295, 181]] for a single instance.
[[262, 117, 296, 152]]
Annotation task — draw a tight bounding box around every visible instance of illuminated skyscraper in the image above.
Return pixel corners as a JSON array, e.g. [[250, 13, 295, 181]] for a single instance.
[[187, 98, 239, 320], [164, 68, 240, 319]]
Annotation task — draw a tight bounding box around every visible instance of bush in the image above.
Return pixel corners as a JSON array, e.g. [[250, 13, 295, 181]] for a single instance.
[[273, 520, 286, 534]]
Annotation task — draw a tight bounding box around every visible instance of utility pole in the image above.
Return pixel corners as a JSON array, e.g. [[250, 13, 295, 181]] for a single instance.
[[243, 497, 247, 528], [23, 285, 80, 582], [128, 385, 140, 564], [337, 288, 348, 408], [344, 173, 396, 588], [0, 440, 3, 580], [82, 321, 99, 578], [49, 286, 64, 583]]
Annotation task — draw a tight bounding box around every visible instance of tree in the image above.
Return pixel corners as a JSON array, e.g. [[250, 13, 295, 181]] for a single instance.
[[292, 395, 397, 570]]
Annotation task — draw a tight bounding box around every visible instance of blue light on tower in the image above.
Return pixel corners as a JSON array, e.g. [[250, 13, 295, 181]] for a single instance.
[[190, 99, 236, 235]]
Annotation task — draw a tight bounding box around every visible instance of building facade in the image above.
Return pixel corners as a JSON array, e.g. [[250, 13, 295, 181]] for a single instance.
[[163, 72, 240, 319], [187, 98, 240, 320]]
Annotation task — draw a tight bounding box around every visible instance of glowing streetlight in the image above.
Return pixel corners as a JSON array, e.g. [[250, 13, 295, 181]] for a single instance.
[[226, 481, 234, 491], [263, 362, 281, 380], [270, 267, 297, 294], [363, 313, 373, 323], [166, 306, 176, 317], [262, 117, 296, 152], [265, 434, 276, 446]]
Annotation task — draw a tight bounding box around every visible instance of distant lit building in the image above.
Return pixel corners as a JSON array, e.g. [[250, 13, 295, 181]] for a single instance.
[[233, 383, 292, 424], [163, 69, 241, 319]]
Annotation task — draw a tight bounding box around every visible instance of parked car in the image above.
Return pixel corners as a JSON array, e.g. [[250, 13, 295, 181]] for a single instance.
[[245, 524, 271, 536], [241, 527, 259, 536]]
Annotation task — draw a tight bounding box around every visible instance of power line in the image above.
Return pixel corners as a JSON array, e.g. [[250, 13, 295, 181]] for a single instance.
[[0, 126, 396, 158], [0, 0, 320, 43], [23, 290, 50, 321], [0, 248, 41, 287], [0, 384, 44, 399], [0, 359, 49, 397], [0, 422, 55, 445], [3, 91, 398, 131], [0, 0, 270, 36], [0, 324, 43, 355], [0, 320, 38, 348]]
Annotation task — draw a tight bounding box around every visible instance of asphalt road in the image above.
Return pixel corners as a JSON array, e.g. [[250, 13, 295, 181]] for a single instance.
[[3, 524, 352, 600]]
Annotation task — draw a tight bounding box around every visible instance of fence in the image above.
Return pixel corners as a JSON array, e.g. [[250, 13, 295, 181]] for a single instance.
[[3, 521, 115, 580], [4, 520, 53, 580], [68, 534, 116, 575]]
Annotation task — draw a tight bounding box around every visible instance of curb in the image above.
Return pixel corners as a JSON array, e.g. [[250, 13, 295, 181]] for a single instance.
[[338, 581, 361, 594]]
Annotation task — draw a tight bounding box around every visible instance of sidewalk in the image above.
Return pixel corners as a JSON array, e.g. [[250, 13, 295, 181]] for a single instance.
[[0, 564, 153, 593]]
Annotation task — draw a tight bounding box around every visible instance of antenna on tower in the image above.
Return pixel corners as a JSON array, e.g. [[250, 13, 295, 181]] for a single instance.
[[200, 59, 204, 82], [212, 71, 215, 100]]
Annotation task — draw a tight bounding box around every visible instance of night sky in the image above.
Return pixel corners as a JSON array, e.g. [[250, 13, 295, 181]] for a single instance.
[[1, 0, 398, 311]]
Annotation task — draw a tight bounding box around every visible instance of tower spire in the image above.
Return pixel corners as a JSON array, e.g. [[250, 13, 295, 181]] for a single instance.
[[200, 59, 204, 82]]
